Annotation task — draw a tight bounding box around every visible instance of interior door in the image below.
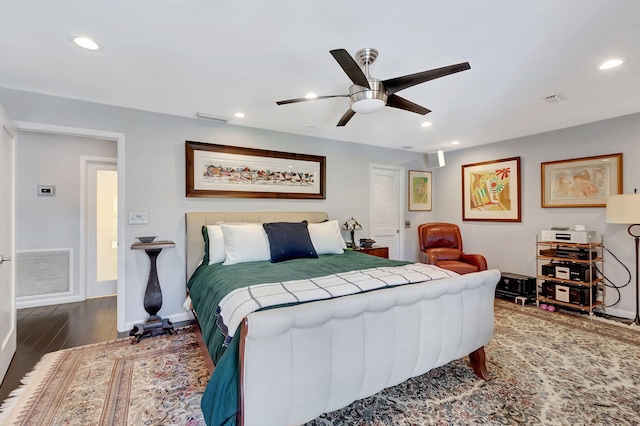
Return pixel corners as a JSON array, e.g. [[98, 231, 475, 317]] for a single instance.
[[0, 104, 17, 382], [369, 164, 403, 260]]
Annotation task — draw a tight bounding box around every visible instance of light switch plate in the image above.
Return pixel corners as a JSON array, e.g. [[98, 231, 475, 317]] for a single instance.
[[405, 220, 411, 229], [37, 185, 56, 196], [129, 211, 149, 224]]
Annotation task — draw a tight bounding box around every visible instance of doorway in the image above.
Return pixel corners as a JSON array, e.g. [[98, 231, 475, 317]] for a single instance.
[[84, 159, 118, 298], [14, 121, 126, 332]]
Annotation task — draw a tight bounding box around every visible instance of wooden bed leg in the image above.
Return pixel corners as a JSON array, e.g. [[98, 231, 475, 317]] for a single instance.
[[469, 346, 491, 381]]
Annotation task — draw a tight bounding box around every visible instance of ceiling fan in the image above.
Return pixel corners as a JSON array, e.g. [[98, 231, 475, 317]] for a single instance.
[[276, 48, 470, 127]]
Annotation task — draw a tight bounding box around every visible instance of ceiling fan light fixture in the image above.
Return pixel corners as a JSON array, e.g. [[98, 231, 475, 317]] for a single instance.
[[351, 98, 385, 114], [348, 80, 387, 114]]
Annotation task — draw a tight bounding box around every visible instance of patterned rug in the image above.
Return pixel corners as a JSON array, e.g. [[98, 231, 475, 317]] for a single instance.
[[1, 300, 639, 425], [0, 327, 208, 425]]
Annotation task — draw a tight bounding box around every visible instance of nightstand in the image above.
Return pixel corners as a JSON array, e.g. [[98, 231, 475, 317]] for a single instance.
[[355, 246, 389, 259], [130, 240, 175, 342]]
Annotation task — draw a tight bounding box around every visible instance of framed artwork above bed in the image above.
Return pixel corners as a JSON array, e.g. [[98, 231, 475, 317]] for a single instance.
[[185, 141, 326, 199]]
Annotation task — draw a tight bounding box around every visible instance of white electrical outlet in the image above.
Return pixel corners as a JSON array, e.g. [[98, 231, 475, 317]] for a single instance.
[[129, 211, 149, 224]]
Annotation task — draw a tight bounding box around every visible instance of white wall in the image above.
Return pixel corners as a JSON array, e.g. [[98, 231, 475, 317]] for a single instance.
[[0, 87, 435, 331], [16, 131, 116, 302], [434, 112, 640, 319]]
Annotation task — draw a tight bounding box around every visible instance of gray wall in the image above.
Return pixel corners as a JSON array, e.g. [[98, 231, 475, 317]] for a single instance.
[[0, 87, 435, 331], [16, 132, 116, 300], [2, 85, 638, 326], [433, 112, 640, 318]]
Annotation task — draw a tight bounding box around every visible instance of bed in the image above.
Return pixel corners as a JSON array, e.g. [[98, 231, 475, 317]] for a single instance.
[[185, 211, 500, 426]]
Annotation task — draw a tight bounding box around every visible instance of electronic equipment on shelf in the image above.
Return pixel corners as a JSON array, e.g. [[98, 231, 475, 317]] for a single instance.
[[496, 272, 536, 298], [540, 229, 596, 244], [541, 262, 596, 282], [541, 281, 596, 306], [539, 247, 597, 260]]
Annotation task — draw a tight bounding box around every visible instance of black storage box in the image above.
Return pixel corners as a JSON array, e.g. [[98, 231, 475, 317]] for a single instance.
[[496, 272, 536, 298]]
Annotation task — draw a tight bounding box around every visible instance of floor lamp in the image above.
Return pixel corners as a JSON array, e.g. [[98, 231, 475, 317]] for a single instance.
[[606, 193, 640, 325]]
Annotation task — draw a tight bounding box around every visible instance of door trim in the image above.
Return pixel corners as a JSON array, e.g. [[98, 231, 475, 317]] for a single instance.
[[14, 121, 126, 332], [0, 105, 17, 382]]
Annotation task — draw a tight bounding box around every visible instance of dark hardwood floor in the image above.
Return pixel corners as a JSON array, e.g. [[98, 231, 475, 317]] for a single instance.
[[0, 296, 119, 405]]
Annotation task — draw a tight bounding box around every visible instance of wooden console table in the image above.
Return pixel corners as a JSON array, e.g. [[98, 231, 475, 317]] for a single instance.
[[130, 240, 175, 343]]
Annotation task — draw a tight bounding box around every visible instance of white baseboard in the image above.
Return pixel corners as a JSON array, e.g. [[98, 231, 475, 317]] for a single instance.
[[17, 293, 83, 309], [595, 306, 634, 320]]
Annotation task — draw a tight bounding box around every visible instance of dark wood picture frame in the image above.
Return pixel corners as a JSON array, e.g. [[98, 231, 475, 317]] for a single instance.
[[185, 141, 326, 199], [462, 156, 521, 222]]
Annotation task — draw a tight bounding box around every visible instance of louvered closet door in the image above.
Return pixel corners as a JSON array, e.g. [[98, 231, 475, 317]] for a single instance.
[[369, 164, 403, 260]]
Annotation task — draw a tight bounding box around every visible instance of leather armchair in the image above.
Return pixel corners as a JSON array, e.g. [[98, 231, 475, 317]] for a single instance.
[[418, 222, 487, 274]]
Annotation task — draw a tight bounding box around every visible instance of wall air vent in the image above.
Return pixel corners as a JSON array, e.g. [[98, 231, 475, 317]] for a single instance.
[[543, 94, 564, 104], [195, 112, 230, 123]]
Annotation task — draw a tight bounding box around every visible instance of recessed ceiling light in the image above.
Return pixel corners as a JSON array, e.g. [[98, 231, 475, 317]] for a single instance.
[[451, 141, 460, 145], [305, 92, 318, 99], [69, 34, 102, 51], [599, 59, 624, 70], [234, 112, 245, 118], [420, 121, 433, 128]]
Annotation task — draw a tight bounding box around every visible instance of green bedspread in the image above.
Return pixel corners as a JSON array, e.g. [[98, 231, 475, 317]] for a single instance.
[[187, 251, 410, 426]]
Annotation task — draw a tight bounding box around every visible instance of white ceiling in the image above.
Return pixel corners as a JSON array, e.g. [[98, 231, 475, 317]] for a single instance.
[[1, 0, 639, 152]]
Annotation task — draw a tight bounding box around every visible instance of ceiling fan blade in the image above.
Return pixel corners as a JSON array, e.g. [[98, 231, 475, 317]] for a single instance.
[[383, 62, 471, 95], [330, 49, 370, 89], [386, 94, 431, 115], [276, 95, 347, 105], [337, 109, 356, 127]]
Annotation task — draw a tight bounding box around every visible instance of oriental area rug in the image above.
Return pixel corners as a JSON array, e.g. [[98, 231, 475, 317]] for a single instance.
[[1, 300, 640, 425]]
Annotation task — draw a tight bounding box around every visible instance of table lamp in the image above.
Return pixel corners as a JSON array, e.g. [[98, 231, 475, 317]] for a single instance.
[[342, 217, 362, 249], [606, 192, 640, 325]]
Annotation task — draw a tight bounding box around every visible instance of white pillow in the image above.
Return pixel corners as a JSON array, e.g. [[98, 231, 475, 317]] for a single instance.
[[206, 225, 226, 264], [307, 220, 345, 255], [220, 223, 271, 265]]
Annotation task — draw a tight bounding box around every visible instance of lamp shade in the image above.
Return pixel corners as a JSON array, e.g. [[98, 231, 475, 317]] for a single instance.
[[342, 217, 362, 231], [606, 194, 640, 224]]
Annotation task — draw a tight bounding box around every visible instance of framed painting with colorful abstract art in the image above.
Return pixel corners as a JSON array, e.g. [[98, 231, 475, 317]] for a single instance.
[[462, 157, 521, 222]]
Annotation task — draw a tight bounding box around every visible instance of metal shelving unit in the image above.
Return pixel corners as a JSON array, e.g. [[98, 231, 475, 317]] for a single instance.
[[535, 234, 604, 316]]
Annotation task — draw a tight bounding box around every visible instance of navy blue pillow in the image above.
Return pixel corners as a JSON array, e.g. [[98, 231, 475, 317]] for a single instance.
[[263, 221, 318, 263]]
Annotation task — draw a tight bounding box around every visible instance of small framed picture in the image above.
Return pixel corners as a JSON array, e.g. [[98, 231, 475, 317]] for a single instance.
[[408, 170, 432, 211]]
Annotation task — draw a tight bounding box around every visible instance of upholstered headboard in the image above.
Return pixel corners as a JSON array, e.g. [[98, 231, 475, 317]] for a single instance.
[[185, 211, 330, 280]]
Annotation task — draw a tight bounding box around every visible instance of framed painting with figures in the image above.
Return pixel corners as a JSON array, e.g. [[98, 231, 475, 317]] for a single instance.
[[541, 153, 622, 208]]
